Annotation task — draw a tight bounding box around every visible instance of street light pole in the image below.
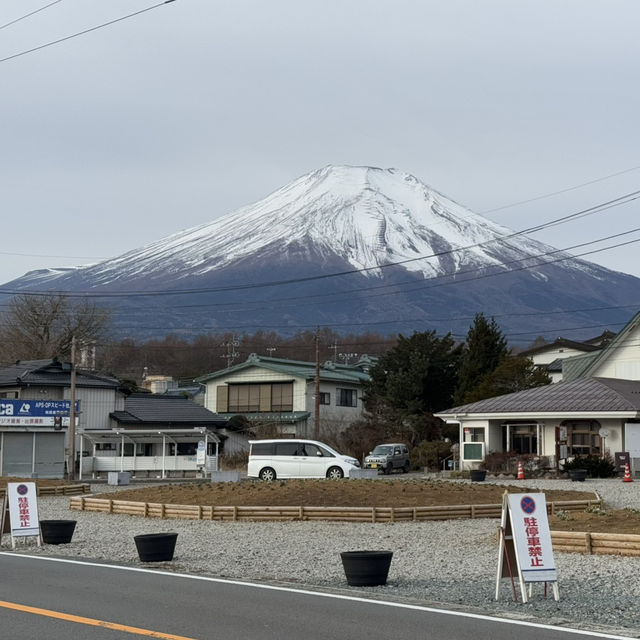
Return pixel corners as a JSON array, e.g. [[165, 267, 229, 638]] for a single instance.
[[68, 336, 77, 481]]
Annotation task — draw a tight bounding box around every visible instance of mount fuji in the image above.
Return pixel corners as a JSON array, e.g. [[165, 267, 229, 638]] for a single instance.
[[3, 165, 639, 341]]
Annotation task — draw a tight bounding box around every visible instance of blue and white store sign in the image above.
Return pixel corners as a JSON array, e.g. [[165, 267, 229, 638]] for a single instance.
[[0, 399, 80, 427]]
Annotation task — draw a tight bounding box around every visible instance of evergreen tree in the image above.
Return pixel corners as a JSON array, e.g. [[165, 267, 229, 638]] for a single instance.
[[454, 313, 508, 405], [361, 330, 463, 444], [462, 355, 551, 403]]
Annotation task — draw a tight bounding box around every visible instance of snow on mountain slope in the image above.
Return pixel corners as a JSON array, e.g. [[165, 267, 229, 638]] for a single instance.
[[73, 165, 583, 287]]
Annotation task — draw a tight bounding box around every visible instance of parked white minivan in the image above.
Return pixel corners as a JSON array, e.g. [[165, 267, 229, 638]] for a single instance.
[[247, 439, 360, 480]]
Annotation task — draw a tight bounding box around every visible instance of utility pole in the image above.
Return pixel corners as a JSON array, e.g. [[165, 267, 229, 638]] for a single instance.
[[314, 326, 320, 440], [68, 336, 77, 481]]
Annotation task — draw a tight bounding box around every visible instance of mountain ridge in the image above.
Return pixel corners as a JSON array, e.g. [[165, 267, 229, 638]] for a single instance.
[[2, 165, 638, 341]]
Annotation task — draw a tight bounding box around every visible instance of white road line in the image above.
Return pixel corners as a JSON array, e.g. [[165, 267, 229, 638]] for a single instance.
[[0, 552, 631, 640]]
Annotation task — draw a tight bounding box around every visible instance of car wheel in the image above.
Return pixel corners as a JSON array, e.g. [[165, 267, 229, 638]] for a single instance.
[[402, 462, 410, 474], [326, 466, 344, 479], [384, 463, 393, 475], [259, 467, 276, 482]]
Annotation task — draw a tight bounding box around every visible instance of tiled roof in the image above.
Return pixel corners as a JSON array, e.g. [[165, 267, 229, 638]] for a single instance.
[[0, 359, 120, 389], [196, 353, 374, 385], [111, 394, 226, 426], [561, 351, 601, 382], [546, 358, 564, 372], [518, 338, 600, 357], [437, 377, 640, 415]]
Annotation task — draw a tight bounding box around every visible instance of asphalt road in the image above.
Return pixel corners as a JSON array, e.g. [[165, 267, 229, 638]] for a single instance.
[[0, 553, 631, 640]]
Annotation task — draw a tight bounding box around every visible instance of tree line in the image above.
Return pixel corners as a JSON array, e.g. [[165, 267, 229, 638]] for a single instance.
[[0, 295, 551, 468]]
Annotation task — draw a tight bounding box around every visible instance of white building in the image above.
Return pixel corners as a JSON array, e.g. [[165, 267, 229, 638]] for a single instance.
[[196, 353, 375, 445], [436, 313, 640, 472]]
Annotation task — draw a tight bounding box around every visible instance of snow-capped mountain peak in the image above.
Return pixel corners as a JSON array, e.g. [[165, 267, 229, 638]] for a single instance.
[[83, 165, 563, 286]]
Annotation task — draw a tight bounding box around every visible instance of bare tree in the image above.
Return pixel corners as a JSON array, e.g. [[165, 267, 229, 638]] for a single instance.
[[0, 294, 110, 364]]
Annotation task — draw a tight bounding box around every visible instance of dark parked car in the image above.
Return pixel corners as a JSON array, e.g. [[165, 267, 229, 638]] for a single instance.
[[363, 443, 410, 474]]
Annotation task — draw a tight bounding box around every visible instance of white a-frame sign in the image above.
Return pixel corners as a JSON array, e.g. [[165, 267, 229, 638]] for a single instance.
[[496, 491, 559, 603], [6, 482, 41, 549]]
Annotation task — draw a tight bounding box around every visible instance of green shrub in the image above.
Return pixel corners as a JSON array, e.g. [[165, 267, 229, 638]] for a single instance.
[[562, 454, 616, 478], [410, 440, 452, 471]]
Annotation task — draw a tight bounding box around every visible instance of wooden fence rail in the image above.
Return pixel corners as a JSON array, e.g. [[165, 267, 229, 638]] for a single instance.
[[0, 483, 90, 497], [70, 495, 600, 524], [551, 531, 640, 556], [68, 493, 640, 556]]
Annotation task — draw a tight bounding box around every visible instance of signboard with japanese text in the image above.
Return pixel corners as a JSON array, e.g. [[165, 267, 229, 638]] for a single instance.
[[0, 399, 79, 427], [507, 493, 557, 583], [7, 482, 40, 539], [496, 492, 558, 603]]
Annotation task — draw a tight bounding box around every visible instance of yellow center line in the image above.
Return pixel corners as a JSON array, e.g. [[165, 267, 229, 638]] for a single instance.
[[0, 599, 199, 640]]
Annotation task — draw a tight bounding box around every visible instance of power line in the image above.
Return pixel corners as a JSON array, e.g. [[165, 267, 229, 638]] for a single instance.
[[1, 188, 637, 300], [0, 0, 62, 31], [0, 0, 176, 64], [2, 231, 638, 333], [480, 164, 640, 214]]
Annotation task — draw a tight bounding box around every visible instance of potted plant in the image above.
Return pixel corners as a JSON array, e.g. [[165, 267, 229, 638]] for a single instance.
[[134, 532, 178, 562], [340, 550, 393, 586], [40, 520, 77, 544], [469, 465, 487, 482]]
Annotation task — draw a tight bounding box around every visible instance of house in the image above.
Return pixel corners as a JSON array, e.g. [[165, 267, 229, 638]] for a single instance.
[[562, 312, 640, 382], [79, 394, 227, 479], [435, 312, 640, 472], [518, 337, 606, 383], [0, 359, 125, 478], [196, 353, 374, 444], [436, 377, 640, 471]]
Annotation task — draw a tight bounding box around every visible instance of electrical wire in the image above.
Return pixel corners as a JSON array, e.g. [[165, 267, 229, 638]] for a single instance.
[[0, 0, 62, 31], [1, 188, 638, 299], [480, 164, 640, 214], [0, 0, 176, 64]]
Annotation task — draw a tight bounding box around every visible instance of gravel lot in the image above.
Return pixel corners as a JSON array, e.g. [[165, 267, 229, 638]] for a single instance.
[[3, 478, 640, 637]]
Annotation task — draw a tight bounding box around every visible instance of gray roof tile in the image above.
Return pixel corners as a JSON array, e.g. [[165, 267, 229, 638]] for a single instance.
[[111, 394, 226, 426], [438, 377, 640, 415]]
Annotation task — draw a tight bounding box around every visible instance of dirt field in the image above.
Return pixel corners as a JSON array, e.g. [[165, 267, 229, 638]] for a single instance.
[[93, 478, 592, 508], [90, 477, 640, 534], [6, 476, 638, 534]]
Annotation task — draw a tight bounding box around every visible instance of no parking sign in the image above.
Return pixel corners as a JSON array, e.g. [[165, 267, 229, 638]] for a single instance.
[[496, 492, 558, 602], [6, 482, 41, 547]]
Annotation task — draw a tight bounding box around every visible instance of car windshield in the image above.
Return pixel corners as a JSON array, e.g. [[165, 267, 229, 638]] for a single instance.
[[372, 445, 394, 455]]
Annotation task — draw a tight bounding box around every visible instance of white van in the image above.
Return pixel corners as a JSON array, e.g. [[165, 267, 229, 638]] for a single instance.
[[247, 439, 360, 480]]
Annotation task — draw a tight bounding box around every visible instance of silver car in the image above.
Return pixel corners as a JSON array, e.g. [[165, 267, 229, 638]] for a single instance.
[[363, 443, 410, 474]]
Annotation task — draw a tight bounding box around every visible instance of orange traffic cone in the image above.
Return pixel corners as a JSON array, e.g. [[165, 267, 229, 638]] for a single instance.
[[623, 463, 633, 483], [517, 461, 525, 480]]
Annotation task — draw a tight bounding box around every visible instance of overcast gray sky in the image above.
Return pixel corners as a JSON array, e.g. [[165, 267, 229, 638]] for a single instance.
[[2, 0, 640, 283]]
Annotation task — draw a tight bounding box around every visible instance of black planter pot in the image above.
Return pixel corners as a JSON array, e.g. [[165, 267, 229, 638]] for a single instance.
[[340, 550, 393, 586], [40, 520, 76, 545], [470, 470, 487, 482], [134, 533, 178, 562], [569, 469, 587, 482]]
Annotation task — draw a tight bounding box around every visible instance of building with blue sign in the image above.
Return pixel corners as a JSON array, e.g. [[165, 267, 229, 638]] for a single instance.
[[0, 359, 124, 478]]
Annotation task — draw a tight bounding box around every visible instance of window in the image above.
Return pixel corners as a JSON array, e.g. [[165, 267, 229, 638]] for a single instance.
[[251, 442, 275, 456], [564, 420, 601, 457], [177, 442, 197, 455], [337, 388, 358, 407], [226, 382, 293, 413], [275, 442, 299, 456], [271, 383, 293, 412], [228, 384, 261, 412], [319, 392, 330, 405], [463, 427, 485, 442]]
